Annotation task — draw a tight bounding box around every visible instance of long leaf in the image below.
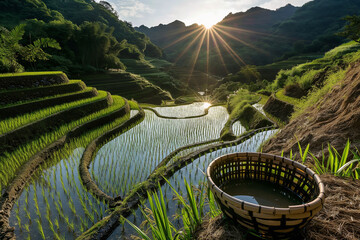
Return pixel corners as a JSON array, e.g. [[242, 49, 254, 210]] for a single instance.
[[125, 218, 152, 240], [340, 140, 350, 168], [336, 159, 360, 176]]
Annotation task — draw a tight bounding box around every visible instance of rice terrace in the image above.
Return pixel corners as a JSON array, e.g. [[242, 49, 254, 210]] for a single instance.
[[0, 0, 360, 240]]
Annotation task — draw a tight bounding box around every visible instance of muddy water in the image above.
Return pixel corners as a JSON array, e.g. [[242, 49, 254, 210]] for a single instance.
[[221, 180, 303, 207]]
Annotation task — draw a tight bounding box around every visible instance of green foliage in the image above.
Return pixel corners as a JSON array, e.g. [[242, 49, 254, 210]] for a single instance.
[[0, 0, 162, 74], [0, 24, 60, 72], [126, 185, 179, 240], [76, 21, 126, 69], [338, 15, 360, 43], [0, 24, 26, 72], [207, 188, 221, 218], [275, 89, 301, 106], [227, 89, 259, 119], [309, 140, 360, 179], [128, 178, 207, 240], [219, 66, 269, 93], [292, 66, 349, 119], [224, 65, 261, 84], [211, 82, 241, 103], [270, 41, 360, 102]]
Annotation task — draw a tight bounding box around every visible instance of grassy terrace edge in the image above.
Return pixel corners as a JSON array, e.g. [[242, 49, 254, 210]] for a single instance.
[[0, 90, 109, 135], [0, 96, 126, 193]]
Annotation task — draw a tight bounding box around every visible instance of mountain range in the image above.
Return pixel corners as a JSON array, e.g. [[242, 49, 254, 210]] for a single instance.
[[136, 0, 360, 75]]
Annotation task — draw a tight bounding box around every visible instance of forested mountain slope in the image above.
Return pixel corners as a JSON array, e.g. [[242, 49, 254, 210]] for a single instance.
[[0, 0, 161, 74], [137, 0, 360, 75]]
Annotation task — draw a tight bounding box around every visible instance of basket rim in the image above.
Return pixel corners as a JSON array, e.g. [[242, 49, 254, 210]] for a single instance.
[[206, 152, 325, 214]]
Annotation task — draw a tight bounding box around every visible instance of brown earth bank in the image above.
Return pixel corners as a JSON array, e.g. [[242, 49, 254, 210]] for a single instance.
[[262, 62, 360, 157], [263, 95, 294, 123], [195, 175, 360, 240]]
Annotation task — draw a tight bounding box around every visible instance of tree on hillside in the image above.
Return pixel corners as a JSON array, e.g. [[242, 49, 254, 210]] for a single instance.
[[0, 24, 60, 73], [338, 15, 360, 43], [76, 21, 126, 69]]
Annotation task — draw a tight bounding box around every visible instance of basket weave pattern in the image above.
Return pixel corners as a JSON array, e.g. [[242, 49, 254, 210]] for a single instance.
[[207, 152, 325, 239]]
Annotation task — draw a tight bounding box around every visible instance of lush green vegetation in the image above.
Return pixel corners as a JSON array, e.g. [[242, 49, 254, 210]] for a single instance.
[[0, 0, 161, 74], [121, 58, 185, 95], [0, 24, 60, 72], [126, 179, 216, 240], [219, 89, 262, 139], [0, 89, 107, 134], [267, 41, 360, 119]]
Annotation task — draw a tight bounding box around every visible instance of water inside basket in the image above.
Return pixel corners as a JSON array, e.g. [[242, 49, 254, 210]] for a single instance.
[[220, 180, 303, 207]]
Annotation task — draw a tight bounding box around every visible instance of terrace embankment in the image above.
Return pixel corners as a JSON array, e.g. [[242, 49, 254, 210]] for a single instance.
[[0, 91, 113, 153], [0, 87, 98, 119], [263, 95, 294, 123], [221, 104, 274, 141], [0, 80, 86, 105], [0, 99, 131, 240], [263, 62, 360, 157], [81, 71, 173, 104], [194, 174, 360, 240], [0, 72, 68, 90], [79, 107, 145, 204]]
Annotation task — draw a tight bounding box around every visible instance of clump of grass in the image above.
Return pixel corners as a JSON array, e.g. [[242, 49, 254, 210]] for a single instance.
[[309, 140, 360, 179], [127, 178, 207, 240], [291, 66, 349, 119], [126, 184, 180, 240]]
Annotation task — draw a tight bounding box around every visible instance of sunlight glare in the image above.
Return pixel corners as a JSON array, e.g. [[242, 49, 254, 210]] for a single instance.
[[203, 23, 214, 29], [197, 15, 217, 29], [203, 102, 212, 109]]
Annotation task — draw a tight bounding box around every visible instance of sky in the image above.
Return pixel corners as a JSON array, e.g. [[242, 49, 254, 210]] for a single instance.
[[97, 0, 313, 28]]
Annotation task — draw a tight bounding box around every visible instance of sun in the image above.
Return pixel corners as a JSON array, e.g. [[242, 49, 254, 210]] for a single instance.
[[196, 15, 217, 29], [203, 23, 214, 29]]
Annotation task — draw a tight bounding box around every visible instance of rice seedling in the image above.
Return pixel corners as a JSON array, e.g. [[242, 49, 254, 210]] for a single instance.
[[90, 105, 230, 198], [35, 218, 45, 240], [9, 107, 134, 239], [0, 90, 108, 134], [0, 95, 127, 191]]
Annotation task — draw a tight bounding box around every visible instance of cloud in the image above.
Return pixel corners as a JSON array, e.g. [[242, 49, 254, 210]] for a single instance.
[[110, 0, 153, 19]]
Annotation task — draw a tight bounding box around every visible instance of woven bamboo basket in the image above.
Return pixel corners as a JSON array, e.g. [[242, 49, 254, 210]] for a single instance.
[[207, 152, 325, 239]]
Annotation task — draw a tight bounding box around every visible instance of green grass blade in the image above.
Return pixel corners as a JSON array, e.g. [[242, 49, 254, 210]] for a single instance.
[[340, 140, 350, 168], [125, 218, 152, 240]]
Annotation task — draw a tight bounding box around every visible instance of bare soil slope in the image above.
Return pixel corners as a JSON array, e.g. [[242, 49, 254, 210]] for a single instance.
[[262, 62, 360, 157]]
